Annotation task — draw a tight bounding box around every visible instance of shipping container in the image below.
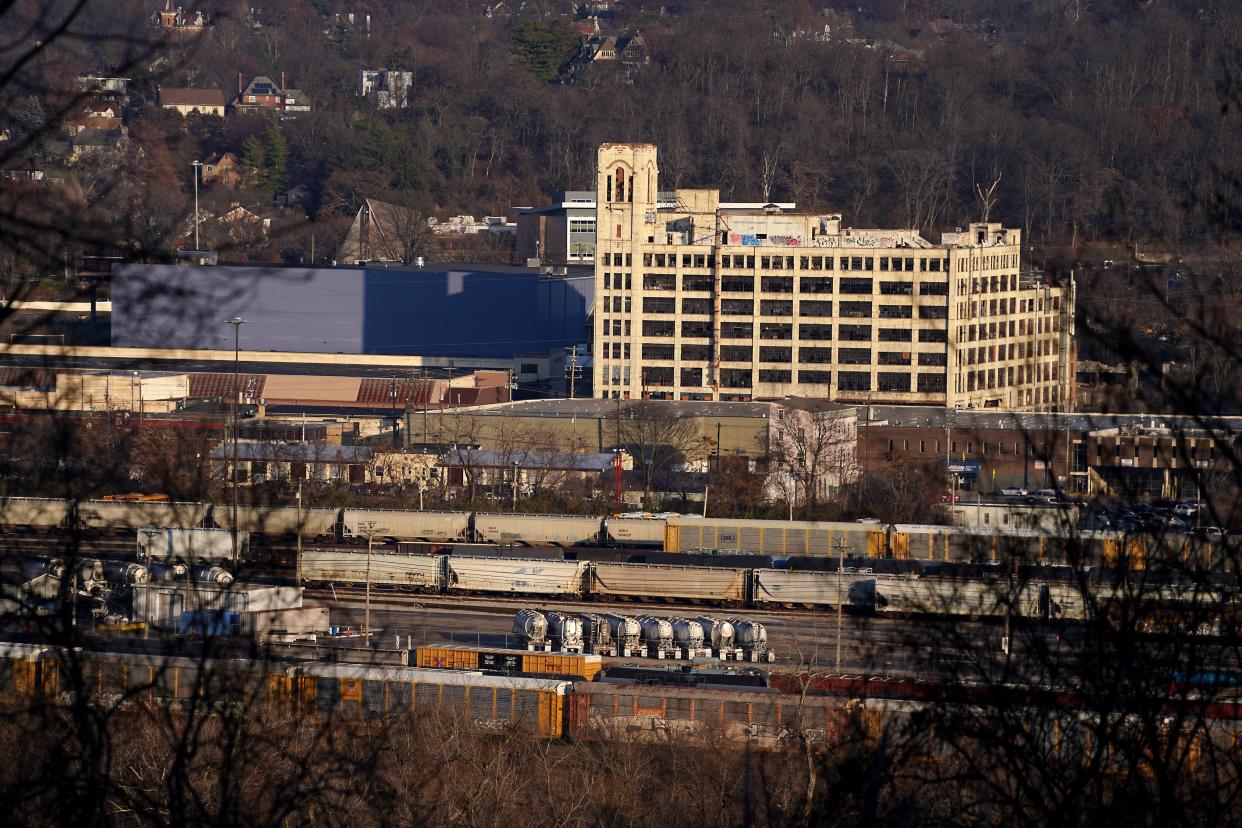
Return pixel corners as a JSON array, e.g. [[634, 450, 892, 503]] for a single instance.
[[414, 645, 602, 680], [299, 549, 442, 590], [445, 557, 585, 596], [590, 562, 748, 603], [473, 512, 603, 546]]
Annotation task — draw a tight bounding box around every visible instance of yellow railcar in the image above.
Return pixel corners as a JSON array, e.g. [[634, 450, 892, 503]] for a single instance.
[[415, 645, 602, 681]]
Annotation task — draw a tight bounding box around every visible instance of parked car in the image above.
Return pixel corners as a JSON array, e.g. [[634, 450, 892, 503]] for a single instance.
[[999, 486, 1028, 497], [1032, 488, 1058, 502], [940, 492, 961, 502], [1173, 502, 1199, 518]]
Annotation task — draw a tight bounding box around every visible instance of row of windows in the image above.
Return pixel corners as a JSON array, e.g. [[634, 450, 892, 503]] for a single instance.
[[639, 298, 935, 317], [962, 363, 1061, 392], [634, 343, 949, 368], [613, 318, 950, 344], [959, 341, 1056, 366], [622, 273, 951, 296], [641, 252, 949, 273], [654, 368, 944, 392]]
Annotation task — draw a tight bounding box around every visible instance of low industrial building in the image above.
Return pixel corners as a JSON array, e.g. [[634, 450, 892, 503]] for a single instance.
[[862, 405, 1242, 500], [437, 447, 621, 497], [209, 441, 375, 485], [110, 262, 592, 362]]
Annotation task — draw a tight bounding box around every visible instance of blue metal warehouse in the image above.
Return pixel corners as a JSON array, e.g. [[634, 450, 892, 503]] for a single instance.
[[110, 263, 593, 359]]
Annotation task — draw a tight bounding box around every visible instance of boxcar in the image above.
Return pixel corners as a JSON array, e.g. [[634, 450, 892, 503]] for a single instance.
[[567, 682, 893, 748], [473, 512, 603, 546], [444, 556, 586, 597], [414, 645, 602, 681], [664, 516, 887, 558], [603, 516, 668, 548], [299, 549, 443, 589], [895, 524, 1060, 563], [590, 562, 748, 603], [342, 509, 470, 543], [293, 663, 570, 737]]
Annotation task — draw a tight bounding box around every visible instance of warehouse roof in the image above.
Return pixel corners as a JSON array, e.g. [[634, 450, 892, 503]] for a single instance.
[[866, 405, 1242, 433], [439, 447, 615, 471], [209, 441, 373, 463], [461, 399, 776, 419]]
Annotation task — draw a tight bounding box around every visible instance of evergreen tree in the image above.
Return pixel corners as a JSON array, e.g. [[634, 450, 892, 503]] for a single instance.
[[510, 20, 576, 82], [241, 133, 266, 188], [264, 121, 289, 193]]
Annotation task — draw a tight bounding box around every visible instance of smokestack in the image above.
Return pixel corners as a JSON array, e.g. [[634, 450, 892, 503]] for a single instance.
[[237, 73, 242, 94], [280, 71, 285, 91]]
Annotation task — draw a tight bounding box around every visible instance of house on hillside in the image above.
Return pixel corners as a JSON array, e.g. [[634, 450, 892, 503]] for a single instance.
[[229, 74, 311, 119], [69, 128, 127, 164], [201, 151, 241, 188], [229, 75, 281, 114], [153, 1, 210, 36], [63, 102, 123, 136], [357, 69, 413, 109], [159, 87, 226, 117]]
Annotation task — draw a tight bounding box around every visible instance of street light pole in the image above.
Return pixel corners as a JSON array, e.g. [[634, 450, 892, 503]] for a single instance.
[[227, 317, 247, 568], [191, 160, 202, 250]]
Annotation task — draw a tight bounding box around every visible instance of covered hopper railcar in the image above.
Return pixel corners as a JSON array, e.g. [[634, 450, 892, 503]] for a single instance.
[[590, 562, 748, 604]]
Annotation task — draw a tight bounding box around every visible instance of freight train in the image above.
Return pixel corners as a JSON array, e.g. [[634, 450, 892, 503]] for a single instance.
[[0, 497, 1217, 568], [0, 643, 1236, 756], [299, 548, 1232, 625]]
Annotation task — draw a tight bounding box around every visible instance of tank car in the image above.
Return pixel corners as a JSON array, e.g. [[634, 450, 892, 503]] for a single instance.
[[578, 613, 614, 655], [20, 558, 65, 581], [695, 617, 737, 652], [728, 618, 772, 661], [601, 613, 642, 656], [103, 561, 150, 585], [513, 608, 548, 646], [190, 565, 234, 586], [147, 563, 189, 582], [636, 615, 676, 659], [543, 612, 584, 651], [668, 618, 707, 657]]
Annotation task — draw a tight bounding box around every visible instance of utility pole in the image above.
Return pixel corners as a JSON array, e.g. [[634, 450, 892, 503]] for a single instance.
[[565, 345, 581, 399], [834, 538, 848, 671], [511, 460, 519, 510], [390, 376, 399, 448], [227, 317, 247, 568], [295, 480, 303, 584], [191, 160, 202, 250], [358, 520, 388, 643]]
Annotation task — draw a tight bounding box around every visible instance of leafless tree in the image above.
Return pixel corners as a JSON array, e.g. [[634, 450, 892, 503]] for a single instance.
[[767, 405, 857, 513], [613, 401, 704, 507]]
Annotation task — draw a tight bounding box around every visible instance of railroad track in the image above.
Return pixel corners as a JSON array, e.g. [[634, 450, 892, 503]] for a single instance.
[[302, 585, 986, 627]]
